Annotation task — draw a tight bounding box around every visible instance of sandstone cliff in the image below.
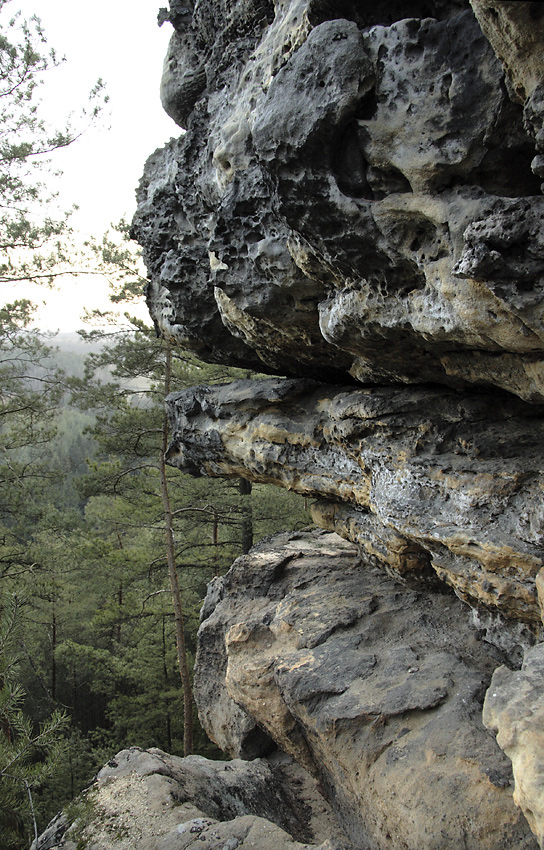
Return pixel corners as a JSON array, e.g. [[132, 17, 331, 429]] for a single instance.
[[40, 2, 544, 849]]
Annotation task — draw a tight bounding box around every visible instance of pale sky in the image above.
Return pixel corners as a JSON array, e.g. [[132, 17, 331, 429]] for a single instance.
[[6, 0, 179, 331]]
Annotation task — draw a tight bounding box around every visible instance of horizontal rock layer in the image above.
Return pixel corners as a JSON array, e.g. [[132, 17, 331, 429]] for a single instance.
[[194, 529, 538, 850], [132, 0, 544, 401], [166, 378, 544, 629]]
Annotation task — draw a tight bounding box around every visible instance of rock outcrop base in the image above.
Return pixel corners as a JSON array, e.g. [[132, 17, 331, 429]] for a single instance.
[[33, 746, 346, 850], [195, 529, 537, 850]]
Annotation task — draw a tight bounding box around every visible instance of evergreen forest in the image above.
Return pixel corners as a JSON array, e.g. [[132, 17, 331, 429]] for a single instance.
[[0, 6, 311, 846]]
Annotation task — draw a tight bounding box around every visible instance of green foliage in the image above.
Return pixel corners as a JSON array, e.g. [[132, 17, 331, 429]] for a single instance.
[[0, 301, 312, 837], [0, 301, 69, 589], [0, 593, 69, 848], [62, 789, 100, 850], [62, 227, 311, 757], [0, 79, 311, 831], [0, 0, 106, 285]]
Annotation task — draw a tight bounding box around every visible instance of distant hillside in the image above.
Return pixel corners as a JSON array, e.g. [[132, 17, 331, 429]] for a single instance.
[[52, 332, 106, 354]]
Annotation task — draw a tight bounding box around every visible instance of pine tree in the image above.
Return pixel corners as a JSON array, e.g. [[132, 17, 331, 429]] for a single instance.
[[0, 593, 69, 848], [0, 0, 105, 583], [0, 301, 66, 580], [69, 228, 312, 755], [71, 313, 234, 756], [0, 6, 106, 839], [0, 0, 105, 286]]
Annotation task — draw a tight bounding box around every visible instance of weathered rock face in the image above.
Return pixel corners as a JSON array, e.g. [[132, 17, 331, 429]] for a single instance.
[[483, 644, 544, 850], [135, 0, 544, 630], [131, 1, 544, 848], [194, 529, 537, 850], [34, 746, 345, 850], [167, 377, 544, 632], [469, 1, 544, 104], [132, 0, 544, 401]]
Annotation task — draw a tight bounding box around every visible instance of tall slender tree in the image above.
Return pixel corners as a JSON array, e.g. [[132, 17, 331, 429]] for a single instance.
[[70, 229, 311, 755], [159, 343, 193, 754], [71, 309, 243, 756]]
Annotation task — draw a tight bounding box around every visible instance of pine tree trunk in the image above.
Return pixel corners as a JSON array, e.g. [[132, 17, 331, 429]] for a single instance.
[[239, 477, 253, 554], [212, 507, 218, 547], [51, 607, 57, 702], [159, 344, 194, 755], [115, 529, 124, 645], [162, 614, 172, 751]]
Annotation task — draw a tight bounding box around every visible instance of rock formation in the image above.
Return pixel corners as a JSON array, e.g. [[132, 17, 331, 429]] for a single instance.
[[166, 377, 544, 637], [194, 529, 535, 849], [33, 746, 345, 850], [133, 0, 544, 401], [483, 643, 544, 849], [99, 0, 544, 848]]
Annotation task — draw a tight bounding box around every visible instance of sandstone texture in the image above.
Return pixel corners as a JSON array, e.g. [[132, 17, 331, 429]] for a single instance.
[[167, 377, 544, 632], [194, 529, 537, 850], [33, 746, 345, 850], [128, 1, 544, 848], [483, 643, 544, 849], [133, 0, 544, 401], [469, 1, 544, 103]]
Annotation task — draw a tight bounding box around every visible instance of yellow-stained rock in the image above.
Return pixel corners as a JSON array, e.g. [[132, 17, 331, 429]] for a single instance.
[[484, 644, 544, 848], [167, 378, 544, 629]]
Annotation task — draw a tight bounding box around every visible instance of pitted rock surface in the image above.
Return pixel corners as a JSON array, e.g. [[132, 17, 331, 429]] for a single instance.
[[133, 0, 544, 400], [194, 529, 537, 850]]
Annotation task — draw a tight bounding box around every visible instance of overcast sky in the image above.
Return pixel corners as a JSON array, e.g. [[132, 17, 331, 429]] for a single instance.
[[8, 0, 179, 331]]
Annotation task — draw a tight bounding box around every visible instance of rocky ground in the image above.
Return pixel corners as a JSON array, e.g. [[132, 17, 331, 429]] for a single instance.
[[33, 745, 348, 850]]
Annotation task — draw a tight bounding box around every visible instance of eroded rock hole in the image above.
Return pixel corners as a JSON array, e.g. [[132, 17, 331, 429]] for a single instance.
[[356, 89, 378, 121], [366, 164, 412, 198], [331, 120, 374, 199]]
